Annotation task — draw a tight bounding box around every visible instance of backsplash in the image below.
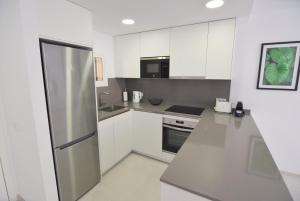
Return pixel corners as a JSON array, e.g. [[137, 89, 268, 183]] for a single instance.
[[98, 78, 231, 107], [125, 78, 231, 107], [97, 78, 126, 106]]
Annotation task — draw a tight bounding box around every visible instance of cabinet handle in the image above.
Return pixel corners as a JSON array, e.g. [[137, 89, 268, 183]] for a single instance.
[[175, 120, 184, 124]]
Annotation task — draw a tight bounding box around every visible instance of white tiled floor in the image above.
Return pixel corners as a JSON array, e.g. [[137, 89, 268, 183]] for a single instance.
[[79, 153, 168, 201]]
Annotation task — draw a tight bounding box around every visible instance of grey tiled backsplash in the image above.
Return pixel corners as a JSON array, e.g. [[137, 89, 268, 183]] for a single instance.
[[98, 78, 231, 107], [97, 79, 126, 106]]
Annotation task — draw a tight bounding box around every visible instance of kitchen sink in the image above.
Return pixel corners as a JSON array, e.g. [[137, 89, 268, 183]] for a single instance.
[[100, 105, 125, 112]]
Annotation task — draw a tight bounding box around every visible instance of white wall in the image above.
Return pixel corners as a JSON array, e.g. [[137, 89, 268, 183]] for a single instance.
[[0, 159, 9, 201], [37, 0, 93, 46], [230, 0, 300, 174], [0, 0, 50, 200], [19, 0, 60, 200], [281, 171, 300, 201], [0, 0, 95, 200], [93, 31, 115, 87], [0, 94, 17, 201]]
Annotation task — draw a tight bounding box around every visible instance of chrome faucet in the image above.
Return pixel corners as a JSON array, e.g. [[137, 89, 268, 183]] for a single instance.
[[99, 91, 110, 107]]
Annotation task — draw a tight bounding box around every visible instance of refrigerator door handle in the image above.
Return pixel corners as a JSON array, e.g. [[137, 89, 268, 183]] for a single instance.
[[57, 131, 97, 150]]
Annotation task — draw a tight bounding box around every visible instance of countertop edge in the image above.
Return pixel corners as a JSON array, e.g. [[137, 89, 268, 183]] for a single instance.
[[98, 102, 203, 121], [98, 108, 130, 121], [160, 180, 221, 201]]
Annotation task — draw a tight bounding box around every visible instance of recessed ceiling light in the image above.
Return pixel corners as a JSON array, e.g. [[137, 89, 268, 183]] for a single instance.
[[122, 18, 135, 25], [205, 0, 224, 9]]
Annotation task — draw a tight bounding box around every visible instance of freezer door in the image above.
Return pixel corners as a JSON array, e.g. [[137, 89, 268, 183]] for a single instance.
[[41, 42, 97, 147], [54, 133, 100, 201]]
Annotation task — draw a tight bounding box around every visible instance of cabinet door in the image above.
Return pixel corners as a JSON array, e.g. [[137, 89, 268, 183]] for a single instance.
[[98, 118, 115, 174], [140, 29, 170, 57], [132, 111, 162, 158], [206, 19, 235, 80], [170, 23, 208, 78], [115, 111, 132, 162], [114, 34, 140, 78]]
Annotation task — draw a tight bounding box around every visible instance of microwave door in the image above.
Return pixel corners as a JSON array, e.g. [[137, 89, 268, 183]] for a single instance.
[[141, 60, 160, 78]]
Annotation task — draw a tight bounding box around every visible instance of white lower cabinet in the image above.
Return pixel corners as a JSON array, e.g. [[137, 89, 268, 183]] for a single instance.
[[114, 111, 132, 162], [132, 111, 163, 159], [99, 110, 171, 174], [98, 117, 115, 174], [161, 182, 212, 201], [98, 111, 132, 174]]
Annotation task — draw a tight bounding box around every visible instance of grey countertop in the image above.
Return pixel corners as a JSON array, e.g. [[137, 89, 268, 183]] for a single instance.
[[98, 101, 202, 121], [160, 110, 293, 201], [98, 101, 292, 201]]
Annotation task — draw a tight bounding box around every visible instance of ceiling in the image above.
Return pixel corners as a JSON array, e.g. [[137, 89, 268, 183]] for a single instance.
[[68, 0, 254, 36]]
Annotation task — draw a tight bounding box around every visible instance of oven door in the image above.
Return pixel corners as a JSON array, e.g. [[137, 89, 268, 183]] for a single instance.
[[163, 124, 192, 154]]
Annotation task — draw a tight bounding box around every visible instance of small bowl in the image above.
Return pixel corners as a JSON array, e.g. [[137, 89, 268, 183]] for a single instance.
[[148, 98, 163, 106]]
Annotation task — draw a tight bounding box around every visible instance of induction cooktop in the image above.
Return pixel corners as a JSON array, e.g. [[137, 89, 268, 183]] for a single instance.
[[165, 105, 205, 116]]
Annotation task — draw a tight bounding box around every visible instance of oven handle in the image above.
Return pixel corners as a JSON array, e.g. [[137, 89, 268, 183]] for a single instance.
[[163, 124, 193, 133]]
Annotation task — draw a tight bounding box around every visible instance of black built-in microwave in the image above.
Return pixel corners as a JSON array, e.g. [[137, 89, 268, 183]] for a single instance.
[[140, 57, 169, 78]]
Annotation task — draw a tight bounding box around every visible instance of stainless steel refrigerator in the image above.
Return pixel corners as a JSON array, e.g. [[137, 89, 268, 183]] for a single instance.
[[40, 40, 100, 201]]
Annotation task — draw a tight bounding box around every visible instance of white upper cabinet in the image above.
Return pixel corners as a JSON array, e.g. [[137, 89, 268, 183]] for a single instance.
[[206, 19, 236, 80], [114, 34, 140, 78], [170, 23, 208, 78], [140, 29, 170, 57], [114, 19, 235, 79]]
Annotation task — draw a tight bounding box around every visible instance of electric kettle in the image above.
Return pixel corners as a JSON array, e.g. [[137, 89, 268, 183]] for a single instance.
[[132, 91, 143, 103]]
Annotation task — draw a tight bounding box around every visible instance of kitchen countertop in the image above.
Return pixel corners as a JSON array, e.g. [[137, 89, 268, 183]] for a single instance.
[[160, 109, 293, 201], [98, 101, 203, 121], [98, 101, 292, 200]]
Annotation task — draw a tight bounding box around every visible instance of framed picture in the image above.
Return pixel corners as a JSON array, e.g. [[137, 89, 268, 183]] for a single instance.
[[257, 41, 300, 91], [95, 57, 103, 81]]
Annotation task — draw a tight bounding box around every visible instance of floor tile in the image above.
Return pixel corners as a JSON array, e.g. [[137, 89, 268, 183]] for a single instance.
[[79, 153, 168, 201]]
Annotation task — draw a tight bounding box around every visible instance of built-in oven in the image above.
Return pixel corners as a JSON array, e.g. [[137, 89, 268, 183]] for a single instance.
[[140, 56, 169, 78], [162, 117, 198, 154]]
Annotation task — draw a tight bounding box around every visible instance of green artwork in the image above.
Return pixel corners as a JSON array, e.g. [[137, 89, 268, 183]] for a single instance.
[[257, 41, 300, 91], [263, 47, 297, 86]]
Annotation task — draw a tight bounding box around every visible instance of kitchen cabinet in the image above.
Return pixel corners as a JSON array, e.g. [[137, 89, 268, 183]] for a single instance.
[[114, 34, 140, 78], [114, 19, 235, 79], [140, 29, 170, 57], [170, 23, 208, 78], [98, 111, 132, 174], [206, 19, 235, 79], [114, 111, 132, 162], [132, 111, 163, 159], [98, 117, 115, 174]]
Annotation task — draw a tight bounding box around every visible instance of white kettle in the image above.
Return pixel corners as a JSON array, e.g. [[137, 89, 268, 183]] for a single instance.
[[132, 91, 143, 103]]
